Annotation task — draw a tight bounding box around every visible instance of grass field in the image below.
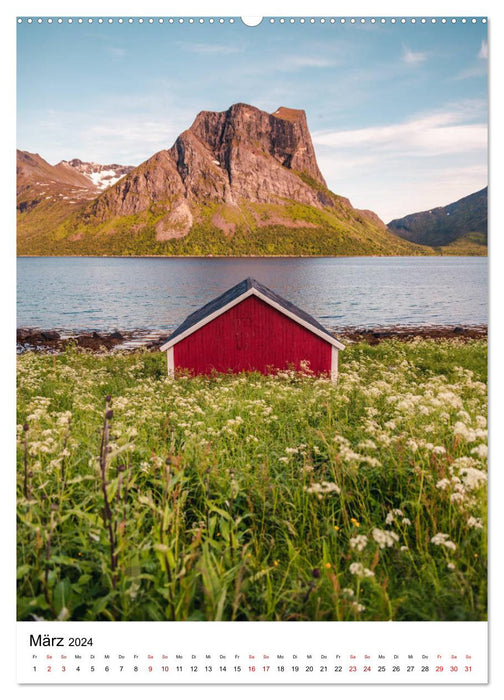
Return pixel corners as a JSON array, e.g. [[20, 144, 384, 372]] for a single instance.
[[16, 339, 487, 622]]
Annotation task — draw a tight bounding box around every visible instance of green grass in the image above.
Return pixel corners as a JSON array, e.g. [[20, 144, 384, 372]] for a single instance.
[[18, 195, 429, 257], [17, 339, 487, 621], [436, 231, 488, 256]]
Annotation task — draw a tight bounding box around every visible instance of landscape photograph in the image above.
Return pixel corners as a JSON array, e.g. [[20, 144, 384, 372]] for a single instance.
[[16, 17, 487, 623]]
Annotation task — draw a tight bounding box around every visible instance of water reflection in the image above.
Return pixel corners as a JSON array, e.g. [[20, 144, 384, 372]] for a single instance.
[[17, 256, 488, 332]]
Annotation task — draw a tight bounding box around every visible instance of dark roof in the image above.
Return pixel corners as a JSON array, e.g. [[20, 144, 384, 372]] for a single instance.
[[167, 277, 335, 344]]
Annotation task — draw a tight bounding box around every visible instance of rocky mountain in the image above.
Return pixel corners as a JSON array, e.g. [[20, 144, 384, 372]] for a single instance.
[[16, 150, 133, 248], [17, 150, 99, 245], [388, 188, 487, 252], [17, 104, 426, 256], [61, 159, 134, 190]]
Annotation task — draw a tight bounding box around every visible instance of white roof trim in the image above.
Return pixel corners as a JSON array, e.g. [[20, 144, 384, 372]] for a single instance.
[[160, 288, 345, 351]]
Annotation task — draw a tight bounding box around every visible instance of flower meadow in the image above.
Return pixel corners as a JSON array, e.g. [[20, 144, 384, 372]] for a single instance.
[[16, 339, 487, 622]]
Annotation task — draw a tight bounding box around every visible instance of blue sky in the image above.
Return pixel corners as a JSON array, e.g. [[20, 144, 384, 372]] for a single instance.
[[17, 17, 487, 222]]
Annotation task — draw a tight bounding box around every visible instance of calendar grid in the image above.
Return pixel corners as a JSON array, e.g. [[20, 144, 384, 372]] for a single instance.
[[17, 621, 488, 684]]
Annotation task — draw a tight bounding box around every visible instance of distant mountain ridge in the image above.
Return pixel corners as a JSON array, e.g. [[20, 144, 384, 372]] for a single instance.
[[16, 150, 134, 247], [387, 188, 487, 251]]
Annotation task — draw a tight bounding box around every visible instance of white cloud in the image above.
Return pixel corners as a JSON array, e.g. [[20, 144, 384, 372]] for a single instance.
[[22, 106, 197, 166], [379, 174, 488, 223], [455, 41, 488, 80], [455, 64, 487, 80], [313, 110, 487, 157], [312, 105, 487, 222], [281, 56, 333, 69], [402, 44, 428, 65], [107, 47, 126, 59], [181, 42, 242, 55], [317, 163, 487, 224]]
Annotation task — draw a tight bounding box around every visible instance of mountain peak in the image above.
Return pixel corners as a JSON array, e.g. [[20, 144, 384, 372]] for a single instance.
[[272, 106, 306, 123], [185, 102, 326, 192], [85, 102, 341, 237], [19, 103, 421, 257]]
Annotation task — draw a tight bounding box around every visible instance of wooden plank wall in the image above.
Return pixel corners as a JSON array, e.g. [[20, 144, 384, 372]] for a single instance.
[[174, 296, 332, 375]]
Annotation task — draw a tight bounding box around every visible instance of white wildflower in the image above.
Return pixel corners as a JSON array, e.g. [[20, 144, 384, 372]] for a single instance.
[[321, 481, 341, 493], [357, 439, 377, 450], [459, 467, 487, 491], [349, 562, 374, 578], [351, 602, 366, 613], [438, 391, 463, 409], [375, 433, 392, 447], [349, 535, 368, 552], [406, 439, 418, 453], [362, 456, 382, 467], [432, 446, 447, 455], [385, 509, 403, 525], [450, 492, 466, 504], [447, 562, 456, 571], [56, 411, 72, 426], [364, 407, 379, 417], [453, 422, 479, 443], [456, 455, 479, 467], [470, 444, 488, 459], [372, 528, 399, 549], [467, 516, 483, 529], [300, 464, 314, 474], [305, 481, 341, 499], [431, 533, 457, 550]]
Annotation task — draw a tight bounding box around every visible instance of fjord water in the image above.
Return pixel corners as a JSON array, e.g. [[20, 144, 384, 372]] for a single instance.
[[17, 256, 487, 333]]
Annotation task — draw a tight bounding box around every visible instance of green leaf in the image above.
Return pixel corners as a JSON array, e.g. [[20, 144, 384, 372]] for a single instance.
[[16, 564, 31, 579], [52, 578, 72, 615]]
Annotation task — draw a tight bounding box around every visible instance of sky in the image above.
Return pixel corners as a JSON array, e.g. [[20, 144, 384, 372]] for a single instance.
[[17, 17, 488, 222]]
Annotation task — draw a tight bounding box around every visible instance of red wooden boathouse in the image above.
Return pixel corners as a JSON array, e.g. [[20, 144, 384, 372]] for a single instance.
[[160, 278, 344, 380]]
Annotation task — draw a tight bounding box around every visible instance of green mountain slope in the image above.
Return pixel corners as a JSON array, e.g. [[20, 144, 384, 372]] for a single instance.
[[387, 188, 487, 253]]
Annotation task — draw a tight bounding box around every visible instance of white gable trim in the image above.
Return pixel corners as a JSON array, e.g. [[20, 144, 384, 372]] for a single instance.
[[166, 346, 174, 377], [160, 288, 345, 351], [331, 345, 339, 383]]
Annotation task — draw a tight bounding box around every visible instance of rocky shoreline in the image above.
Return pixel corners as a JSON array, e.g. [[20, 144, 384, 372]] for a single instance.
[[17, 325, 487, 354], [339, 325, 487, 345], [16, 329, 162, 353]]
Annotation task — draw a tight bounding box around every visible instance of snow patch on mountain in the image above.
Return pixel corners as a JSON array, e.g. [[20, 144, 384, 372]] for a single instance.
[[88, 169, 127, 189], [60, 159, 135, 191]]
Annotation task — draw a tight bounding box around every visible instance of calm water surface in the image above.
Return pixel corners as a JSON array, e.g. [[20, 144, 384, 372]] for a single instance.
[[17, 257, 488, 333]]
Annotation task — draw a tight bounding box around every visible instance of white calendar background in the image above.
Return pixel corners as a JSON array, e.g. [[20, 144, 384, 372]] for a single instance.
[[5, 0, 504, 697], [17, 621, 487, 684]]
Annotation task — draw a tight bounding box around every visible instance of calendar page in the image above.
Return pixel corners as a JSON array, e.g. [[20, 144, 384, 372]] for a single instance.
[[14, 1, 490, 690]]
